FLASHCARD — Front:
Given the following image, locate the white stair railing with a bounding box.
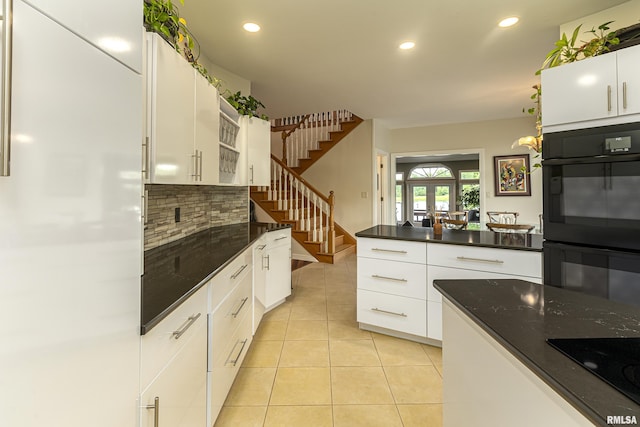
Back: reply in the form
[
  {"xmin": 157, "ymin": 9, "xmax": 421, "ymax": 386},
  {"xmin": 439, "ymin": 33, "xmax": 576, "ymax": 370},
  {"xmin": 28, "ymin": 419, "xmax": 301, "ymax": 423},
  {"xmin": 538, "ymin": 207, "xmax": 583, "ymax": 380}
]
[{"xmin": 266, "ymin": 156, "xmax": 336, "ymax": 254}]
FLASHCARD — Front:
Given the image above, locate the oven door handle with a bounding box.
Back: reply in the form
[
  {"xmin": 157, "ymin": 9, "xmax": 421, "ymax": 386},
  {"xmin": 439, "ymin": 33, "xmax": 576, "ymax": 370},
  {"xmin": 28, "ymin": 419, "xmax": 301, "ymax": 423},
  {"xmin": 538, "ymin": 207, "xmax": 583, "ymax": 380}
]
[{"xmin": 542, "ymin": 153, "xmax": 640, "ymax": 166}]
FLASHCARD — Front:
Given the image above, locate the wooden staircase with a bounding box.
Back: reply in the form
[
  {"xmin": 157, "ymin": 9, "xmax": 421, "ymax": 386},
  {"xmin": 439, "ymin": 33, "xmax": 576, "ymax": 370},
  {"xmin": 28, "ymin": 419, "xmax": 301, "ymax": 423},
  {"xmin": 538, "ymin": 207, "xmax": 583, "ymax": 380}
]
[{"xmin": 251, "ymin": 110, "xmax": 362, "ymax": 263}]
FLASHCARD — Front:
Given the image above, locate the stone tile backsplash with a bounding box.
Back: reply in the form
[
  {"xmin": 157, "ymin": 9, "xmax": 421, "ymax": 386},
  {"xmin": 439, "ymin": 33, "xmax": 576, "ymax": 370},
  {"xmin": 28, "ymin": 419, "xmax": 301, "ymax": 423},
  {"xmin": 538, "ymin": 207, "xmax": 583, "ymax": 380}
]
[{"xmin": 144, "ymin": 184, "xmax": 248, "ymax": 250}]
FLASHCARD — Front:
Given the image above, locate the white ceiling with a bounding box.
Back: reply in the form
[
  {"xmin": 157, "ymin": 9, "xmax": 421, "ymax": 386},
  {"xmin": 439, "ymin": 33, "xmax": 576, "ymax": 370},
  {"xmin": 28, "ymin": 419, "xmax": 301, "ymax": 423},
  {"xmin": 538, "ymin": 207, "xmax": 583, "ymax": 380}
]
[{"xmin": 179, "ymin": 0, "xmax": 630, "ymax": 129}]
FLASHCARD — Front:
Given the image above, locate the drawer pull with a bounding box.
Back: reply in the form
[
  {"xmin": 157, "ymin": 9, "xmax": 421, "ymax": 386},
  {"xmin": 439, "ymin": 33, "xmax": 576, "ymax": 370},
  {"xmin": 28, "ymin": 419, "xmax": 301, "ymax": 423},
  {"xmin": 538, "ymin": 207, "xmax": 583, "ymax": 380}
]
[
  {"xmin": 456, "ymin": 256, "xmax": 504, "ymax": 264},
  {"xmin": 274, "ymin": 235, "xmax": 288, "ymax": 241},
  {"xmin": 256, "ymin": 244, "xmax": 266, "ymax": 250},
  {"xmin": 172, "ymin": 312, "xmax": 201, "ymax": 340},
  {"xmin": 145, "ymin": 396, "xmax": 159, "ymax": 427},
  {"xmin": 371, "ymin": 274, "xmax": 407, "ymax": 283},
  {"xmin": 231, "ymin": 297, "xmax": 249, "ymax": 318},
  {"xmin": 371, "ymin": 307, "xmax": 407, "ymax": 317},
  {"xmin": 231, "ymin": 264, "xmax": 248, "ymax": 280},
  {"xmin": 372, "ymin": 248, "xmax": 407, "ymax": 254},
  {"xmin": 226, "ymin": 338, "xmax": 249, "ymax": 366}
]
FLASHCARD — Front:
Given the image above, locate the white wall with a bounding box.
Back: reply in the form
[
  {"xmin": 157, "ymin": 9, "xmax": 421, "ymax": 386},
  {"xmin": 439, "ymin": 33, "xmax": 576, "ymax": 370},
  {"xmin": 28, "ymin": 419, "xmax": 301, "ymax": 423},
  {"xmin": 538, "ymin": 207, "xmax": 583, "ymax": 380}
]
[
  {"xmin": 197, "ymin": 53, "xmax": 251, "ymax": 97},
  {"xmin": 388, "ymin": 116, "xmax": 542, "ymax": 227},
  {"xmin": 302, "ymin": 120, "xmax": 374, "ymax": 236},
  {"xmin": 560, "ymin": 0, "xmax": 640, "ymax": 37}
]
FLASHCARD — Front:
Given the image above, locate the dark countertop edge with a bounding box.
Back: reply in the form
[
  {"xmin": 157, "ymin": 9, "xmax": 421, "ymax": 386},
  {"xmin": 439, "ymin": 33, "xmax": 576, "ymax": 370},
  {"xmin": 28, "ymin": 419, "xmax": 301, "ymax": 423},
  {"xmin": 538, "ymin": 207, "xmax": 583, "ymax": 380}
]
[
  {"xmin": 355, "ymin": 226, "xmax": 543, "ymax": 252},
  {"xmin": 140, "ymin": 223, "xmax": 291, "ymax": 335},
  {"xmin": 435, "ymin": 283, "xmax": 604, "ymax": 426}
]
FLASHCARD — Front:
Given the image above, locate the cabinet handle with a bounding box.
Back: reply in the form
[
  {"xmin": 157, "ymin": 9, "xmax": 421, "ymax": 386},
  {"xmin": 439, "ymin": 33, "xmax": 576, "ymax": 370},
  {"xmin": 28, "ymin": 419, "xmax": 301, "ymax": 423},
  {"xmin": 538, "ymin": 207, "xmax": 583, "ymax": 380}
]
[
  {"xmin": 275, "ymin": 235, "xmax": 288, "ymax": 241},
  {"xmin": 371, "ymin": 248, "xmax": 407, "ymax": 254},
  {"xmin": 250, "ymin": 165, "xmax": 254, "ymax": 184},
  {"xmin": 257, "ymin": 244, "xmax": 266, "ymax": 250},
  {"xmin": 265, "ymin": 255, "xmax": 270, "ymax": 271},
  {"xmin": 371, "ymin": 307, "xmax": 407, "ymax": 317},
  {"xmin": 607, "ymin": 85, "xmax": 612, "ymax": 112},
  {"xmin": 191, "ymin": 151, "xmax": 198, "ymax": 179},
  {"xmin": 145, "ymin": 396, "xmax": 159, "ymax": 427},
  {"xmin": 172, "ymin": 312, "xmax": 201, "ymax": 340},
  {"xmin": 226, "ymin": 339, "xmax": 249, "ymax": 366},
  {"xmin": 231, "ymin": 297, "xmax": 249, "ymax": 318},
  {"xmin": 456, "ymin": 256, "xmax": 504, "ymax": 264},
  {"xmin": 623, "ymin": 81, "xmax": 628, "ymax": 110},
  {"xmin": 231, "ymin": 264, "xmax": 248, "ymax": 280},
  {"xmin": 142, "ymin": 137, "xmax": 150, "ymax": 180},
  {"xmin": 0, "ymin": 0, "xmax": 13, "ymax": 177},
  {"xmin": 371, "ymin": 274, "xmax": 407, "ymax": 283}
]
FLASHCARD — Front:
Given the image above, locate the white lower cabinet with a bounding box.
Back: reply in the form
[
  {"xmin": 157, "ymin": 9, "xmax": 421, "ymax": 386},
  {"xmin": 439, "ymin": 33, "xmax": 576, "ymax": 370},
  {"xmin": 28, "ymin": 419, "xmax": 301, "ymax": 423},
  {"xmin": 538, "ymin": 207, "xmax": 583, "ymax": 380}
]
[
  {"xmin": 139, "ymin": 286, "xmax": 208, "ymax": 427},
  {"xmin": 264, "ymin": 229, "xmax": 292, "ymax": 311},
  {"xmin": 357, "ymin": 289, "xmax": 427, "ymax": 337},
  {"xmin": 253, "ymin": 237, "xmax": 268, "ymax": 334}
]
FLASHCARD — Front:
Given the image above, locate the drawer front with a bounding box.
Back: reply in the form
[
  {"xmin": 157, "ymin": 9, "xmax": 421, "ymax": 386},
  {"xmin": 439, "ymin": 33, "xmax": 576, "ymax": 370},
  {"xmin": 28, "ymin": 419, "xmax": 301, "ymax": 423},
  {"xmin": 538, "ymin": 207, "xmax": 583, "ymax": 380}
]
[
  {"xmin": 266, "ymin": 228, "xmax": 291, "ymax": 249},
  {"xmin": 209, "ymin": 271, "xmax": 253, "ymax": 367},
  {"xmin": 207, "ymin": 312, "xmax": 252, "ymax": 426},
  {"xmin": 209, "ymin": 247, "xmax": 252, "ymax": 312},
  {"xmin": 357, "ymin": 289, "xmax": 427, "ymax": 337},
  {"xmin": 358, "ymin": 237, "xmax": 426, "ymax": 264},
  {"xmin": 357, "ymin": 257, "xmax": 427, "ymax": 299},
  {"xmin": 427, "ymin": 243, "xmax": 542, "ymax": 278},
  {"xmin": 427, "ymin": 265, "xmax": 542, "ymax": 302},
  {"xmin": 140, "ymin": 285, "xmax": 207, "ymax": 388}
]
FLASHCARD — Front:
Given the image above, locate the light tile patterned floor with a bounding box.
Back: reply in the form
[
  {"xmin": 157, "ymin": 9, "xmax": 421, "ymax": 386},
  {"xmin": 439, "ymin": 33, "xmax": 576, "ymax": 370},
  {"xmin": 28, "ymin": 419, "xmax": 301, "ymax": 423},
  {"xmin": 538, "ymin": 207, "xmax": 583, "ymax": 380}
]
[{"xmin": 214, "ymin": 253, "xmax": 443, "ymax": 427}]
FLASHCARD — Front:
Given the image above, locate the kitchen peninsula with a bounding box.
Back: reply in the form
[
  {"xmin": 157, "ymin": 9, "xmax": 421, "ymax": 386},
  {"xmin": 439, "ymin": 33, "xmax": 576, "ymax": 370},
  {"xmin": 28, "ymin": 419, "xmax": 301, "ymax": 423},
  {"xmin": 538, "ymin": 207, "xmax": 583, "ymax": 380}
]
[
  {"xmin": 435, "ymin": 279, "xmax": 640, "ymax": 426},
  {"xmin": 355, "ymin": 225, "xmax": 543, "ymax": 343}
]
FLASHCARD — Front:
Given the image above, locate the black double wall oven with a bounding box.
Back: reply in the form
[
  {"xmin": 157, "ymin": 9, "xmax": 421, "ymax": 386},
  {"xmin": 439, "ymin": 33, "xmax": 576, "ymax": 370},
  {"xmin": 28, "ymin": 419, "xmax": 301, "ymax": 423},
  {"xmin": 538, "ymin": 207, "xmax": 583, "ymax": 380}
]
[{"xmin": 543, "ymin": 122, "xmax": 640, "ymax": 307}]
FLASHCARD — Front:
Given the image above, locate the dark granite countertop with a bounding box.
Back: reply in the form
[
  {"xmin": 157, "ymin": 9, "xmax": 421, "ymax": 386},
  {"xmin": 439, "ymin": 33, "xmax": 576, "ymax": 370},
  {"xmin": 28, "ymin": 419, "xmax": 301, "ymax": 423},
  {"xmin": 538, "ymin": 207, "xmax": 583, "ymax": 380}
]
[
  {"xmin": 141, "ymin": 222, "xmax": 290, "ymax": 334},
  {"xmin": 434, "ymin": 279, "xmax": 640, "ymax": 426},
  {"xmin": 355, "ymin": 225, "xmax": 543, "ymax": 252}
]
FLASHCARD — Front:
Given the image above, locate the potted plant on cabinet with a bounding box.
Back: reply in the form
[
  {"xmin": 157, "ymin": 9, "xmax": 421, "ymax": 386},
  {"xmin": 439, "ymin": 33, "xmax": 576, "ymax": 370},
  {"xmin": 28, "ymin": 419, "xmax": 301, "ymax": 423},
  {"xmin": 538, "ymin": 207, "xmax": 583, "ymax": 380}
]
[{"xmin": 226, "ymin": 91, "xmax": 269, "ymax": 120}]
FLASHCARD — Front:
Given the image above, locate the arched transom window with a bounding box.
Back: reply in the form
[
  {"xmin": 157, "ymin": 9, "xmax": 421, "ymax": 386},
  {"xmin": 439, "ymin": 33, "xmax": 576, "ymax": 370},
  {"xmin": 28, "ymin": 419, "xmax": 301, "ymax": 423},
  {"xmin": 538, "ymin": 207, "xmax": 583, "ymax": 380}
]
[{"xmin": 409, "ymin": 164, "xmax": 453, "ymax": 179}]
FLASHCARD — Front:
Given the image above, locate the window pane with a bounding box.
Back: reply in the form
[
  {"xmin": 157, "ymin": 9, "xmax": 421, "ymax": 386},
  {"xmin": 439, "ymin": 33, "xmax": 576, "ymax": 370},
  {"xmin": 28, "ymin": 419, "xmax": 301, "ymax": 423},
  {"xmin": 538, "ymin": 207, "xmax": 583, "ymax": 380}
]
[
  {"xmin": 395, "ymin": 172, "xmax": 403, "ymax": 181},
  {"xmin": 435, "ymin": 185, "xmax": 450, "ymax": 211},
  {"xmin": 409, "ymin": 166, "xmax": 453, "ymax": 179},
  {"xmin": 460, "ymin": 170, "xmax": 480, "ymax": 180},
  {"xmin": 396, "ymin": 184, "xmax": 403, "ymax": 221}
]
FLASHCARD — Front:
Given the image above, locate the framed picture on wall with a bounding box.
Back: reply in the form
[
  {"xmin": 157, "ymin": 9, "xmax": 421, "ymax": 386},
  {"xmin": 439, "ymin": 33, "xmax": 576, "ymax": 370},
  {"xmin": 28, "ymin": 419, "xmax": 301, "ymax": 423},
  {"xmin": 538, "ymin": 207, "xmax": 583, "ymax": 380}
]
[{"xmin": 493, "ymin": 155, "xmax": 531, "ymax": 196}]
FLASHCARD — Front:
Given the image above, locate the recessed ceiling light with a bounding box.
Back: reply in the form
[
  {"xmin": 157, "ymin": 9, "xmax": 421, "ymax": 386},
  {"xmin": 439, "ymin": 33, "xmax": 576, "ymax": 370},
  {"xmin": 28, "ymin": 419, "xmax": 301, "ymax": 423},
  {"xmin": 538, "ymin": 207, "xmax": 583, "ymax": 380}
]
[
  {"xmin": 498, "ymin": 17, "xmax": 519, "ymax": 28},
  {"xmin": 243, "ymin": 22, "xmax": 261, "ymax": 33},
  {"xmin": 399, "ymin": 41, "xmax": 415, "ymax": 50}
]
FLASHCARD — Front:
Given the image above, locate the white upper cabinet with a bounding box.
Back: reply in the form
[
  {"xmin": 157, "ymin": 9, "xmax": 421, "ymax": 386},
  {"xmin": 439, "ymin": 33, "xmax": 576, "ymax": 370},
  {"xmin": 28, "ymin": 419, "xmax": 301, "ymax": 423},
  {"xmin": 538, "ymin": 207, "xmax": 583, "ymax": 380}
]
[
  {"xmin": 146, "ymin": 33, "xmax": 195, "ymax": 184},
  {"xmin": 541, "ymin": 52, "xmax": 617, "ymax": 128},
  {"xmin": 24, "ymin": 0, "xmax": 142, "ymax": 72},
  {"xmin": 542, "ymin": 45, "xmax": 640, "ymax": 131},
  {"xmin": 243, "ymin": 116, "xmax": 272, "ymax": 186},
  {"xmin": 194, "ymin": 73, "xmax": 220, "ymax": 184},
  {"xmin": 616, "ymin": 45, "xmax": 640, "ymax": 117}
]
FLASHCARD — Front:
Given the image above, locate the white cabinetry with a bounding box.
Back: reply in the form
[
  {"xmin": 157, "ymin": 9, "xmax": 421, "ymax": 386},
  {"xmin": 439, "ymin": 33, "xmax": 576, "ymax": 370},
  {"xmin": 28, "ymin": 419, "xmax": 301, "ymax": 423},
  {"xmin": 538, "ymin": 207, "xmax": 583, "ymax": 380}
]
[
  {"xmin": 426, "ymin": 244, "xmax": 542, "ymax": 341},
  {"xmin": 207, "ymin": 248, "xmax": 253, "ymax": 426},
  {"xmin": 218, "ymin": 99, "xmax": 243, "ymax": 185},
  {"xmin": 140, "ymin": 286, "xmax": 208, "ymax": 427},
  {"xmin": 241, "ymin": 116, "xmax": 272, "ymax": 185},
  {"xmin": 357, "ymin": 237, "xmax": 428, "ymax": 339},
  {"xmin": 24, "ymin": 0, "xmax": 142, "ymax": 72},
  {"xmin": 253, "ymin": 237, "xmax": 268, "ymax": 333},
  {"xmin": 542, "ymin": 44, "xmax": 640, "ymax": 130},
  {"xmin": 145, "ymin": 32, "xmax": 222, "ymax": 185},
  {"xmin": 264, "ymin": 228, "xmax": 292, "ymax": 311}
]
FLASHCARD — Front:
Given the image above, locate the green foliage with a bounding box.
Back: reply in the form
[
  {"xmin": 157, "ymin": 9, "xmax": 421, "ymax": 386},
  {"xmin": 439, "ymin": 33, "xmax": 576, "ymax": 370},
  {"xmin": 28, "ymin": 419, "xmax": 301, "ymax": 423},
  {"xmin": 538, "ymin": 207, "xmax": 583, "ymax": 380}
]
[
  {"xmin": 226, "ymin": 91, "xmax": 269, "ymax": 120},
  {"xmin": 461, "ymin": 185, "xmax": 480, "ymax": 210},
  {"xmin": 536, "ymin": 21, "xmax": 620, "ymax": 75}
]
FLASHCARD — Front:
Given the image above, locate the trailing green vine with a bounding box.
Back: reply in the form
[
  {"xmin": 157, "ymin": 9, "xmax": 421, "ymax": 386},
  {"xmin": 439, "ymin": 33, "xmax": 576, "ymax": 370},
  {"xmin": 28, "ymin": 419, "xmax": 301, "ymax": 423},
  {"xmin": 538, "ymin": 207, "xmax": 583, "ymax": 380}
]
[{"xmin": 225, "ymin": 91, "xmax": 269, "ymax": 120}]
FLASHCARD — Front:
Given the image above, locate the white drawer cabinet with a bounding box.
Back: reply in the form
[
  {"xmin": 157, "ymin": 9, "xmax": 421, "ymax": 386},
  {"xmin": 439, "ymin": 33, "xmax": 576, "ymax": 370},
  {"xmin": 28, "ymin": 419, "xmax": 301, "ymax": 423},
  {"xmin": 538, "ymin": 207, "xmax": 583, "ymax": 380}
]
[
  {"xmin": 357, "ymin": 237, "xmax": 427, "ymax": 340},
  {"xmin": 358, "ymin": 237, "xmax": 427, "ymax": 264},
  {"xmin": 140, "ymin": 286, "xmax": 208, "ymax": 388},
  {"xmin": 264, "ymin": 229, "xmax": 292, "ymax": 311},
  {"xmin": 209, "ymin": 248, "xmax": 253, "ymax": 312},
  {"xmin": 357, "ymin": 257, "xmax": 427, "ymax": 300},
  {"xmin": 253, "ymin": 237, "xmax": 268, "ymax": 333},
  {"xmin": 426, "ymin": 243, "xmax": 542, "ymax": 341},
  {"xmin": 357, "ymin": 289, "xmax": 427, "ymax": 337}
]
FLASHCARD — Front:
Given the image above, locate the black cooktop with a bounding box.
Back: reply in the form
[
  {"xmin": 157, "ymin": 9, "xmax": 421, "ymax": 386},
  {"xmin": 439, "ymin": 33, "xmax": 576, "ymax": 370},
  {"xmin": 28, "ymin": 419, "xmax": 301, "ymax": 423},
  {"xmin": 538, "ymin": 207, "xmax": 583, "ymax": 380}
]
[{"xmin": 547, "ymin": 338, "xmax": 640, "ymax": 405}]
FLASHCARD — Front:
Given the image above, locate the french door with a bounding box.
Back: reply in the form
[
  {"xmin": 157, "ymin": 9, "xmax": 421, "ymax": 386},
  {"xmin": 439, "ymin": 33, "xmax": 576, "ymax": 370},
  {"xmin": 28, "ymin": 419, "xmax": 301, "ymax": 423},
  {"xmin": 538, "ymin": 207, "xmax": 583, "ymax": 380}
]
[{"xmin": 409, "ymin": 182, "xmax": 454, "ymax": 224}]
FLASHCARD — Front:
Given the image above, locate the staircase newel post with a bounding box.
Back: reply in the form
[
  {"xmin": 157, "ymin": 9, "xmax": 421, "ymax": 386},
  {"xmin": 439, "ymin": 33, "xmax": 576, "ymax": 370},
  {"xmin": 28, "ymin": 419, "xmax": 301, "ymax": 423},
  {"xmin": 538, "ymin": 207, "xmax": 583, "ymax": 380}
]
[
  {"xmin": 328, "ymin": 191, "xmax": 336, "ymax": 254},
  {"xmin": 281, "ymin": 131, "xmax": 288, "ymax": 166}
]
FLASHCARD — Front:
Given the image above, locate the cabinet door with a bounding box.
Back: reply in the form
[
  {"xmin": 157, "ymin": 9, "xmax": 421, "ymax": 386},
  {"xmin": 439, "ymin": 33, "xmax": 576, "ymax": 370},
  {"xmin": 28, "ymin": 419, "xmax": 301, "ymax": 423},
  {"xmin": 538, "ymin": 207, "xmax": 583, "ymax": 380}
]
[
  {"xmin": 24, "ymin": 0, "xmax": 142, "ymax": 72},
  {"xmin": 616, "ymin": 44, "xmax": 640, "ymax": 117},
  {"xmin": 140, "ymin": 319, "xmax": 207, "ymax": 427},
  {"xmin": 253, "ymin": 240, "xmax": 268, "ymax": 334},
  {"xmin": 246, "ymin": 117, "xmax": 272, "ymax": 185},
  {"xmin": 541, "ymin": 53, "xmax": 617, "ymax": 127},
  {"xmin": 149, "ymin": 34, "xmax": 195, "ymax": 184},
  {"xmin": 265, "ymin": 244, "xmax": 292, "ymax": 310},
  {"xmin": 194, "ymin": 72, "xmax": 220, "ymax": 184}
]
